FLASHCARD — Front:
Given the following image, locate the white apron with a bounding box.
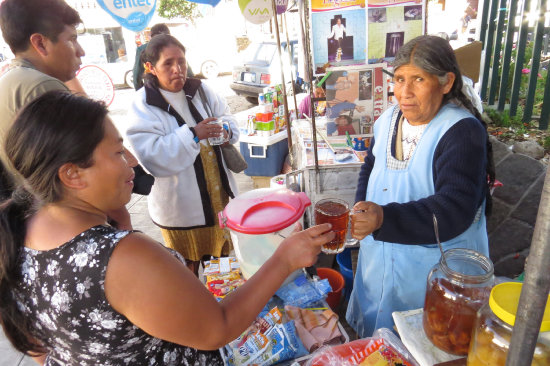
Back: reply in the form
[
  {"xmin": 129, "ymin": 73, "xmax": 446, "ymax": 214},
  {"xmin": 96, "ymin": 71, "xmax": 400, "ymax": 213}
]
[{"xmin": 345, "ymin": 104, "xmax": 489, "ymax": 338}]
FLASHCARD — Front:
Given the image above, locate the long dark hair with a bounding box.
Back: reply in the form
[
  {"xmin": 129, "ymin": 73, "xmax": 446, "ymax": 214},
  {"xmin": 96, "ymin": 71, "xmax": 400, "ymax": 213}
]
[
  {"xmin": 0, "ymin": 91, "xmax": 107, "ymax": 355},
  {"xmin": 393, "ymin": 35, "xmax": 495, "ymax": 215},
  {"xmin": 143, "ymin": 34, "xmax": 186, "ymax": 87}
]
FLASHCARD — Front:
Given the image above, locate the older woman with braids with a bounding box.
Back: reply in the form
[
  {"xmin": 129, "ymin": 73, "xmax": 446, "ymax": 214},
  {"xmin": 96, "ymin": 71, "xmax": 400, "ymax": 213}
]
[{"xmin": 346, "ymin": 35, "xmax": 495, "ymax": 338}]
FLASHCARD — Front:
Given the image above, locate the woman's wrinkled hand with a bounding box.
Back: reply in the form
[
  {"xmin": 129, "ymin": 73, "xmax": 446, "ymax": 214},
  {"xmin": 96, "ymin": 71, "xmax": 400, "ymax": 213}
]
[
  {"xmin": 350, "ymin": 201, "xmax": 383, "ymax": 240},
  {"xmin": 276, "ymin": 223, "xmax": 335, "ymax": 273},
  {"xmin": 193, "ymin": 117, "xmax": 221, "ymax": 141}
]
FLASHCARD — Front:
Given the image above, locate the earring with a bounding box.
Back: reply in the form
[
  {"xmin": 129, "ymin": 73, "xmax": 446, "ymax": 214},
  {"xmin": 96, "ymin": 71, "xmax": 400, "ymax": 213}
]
[{"xmin": 67, "ymin": 168, "xmax": 72, "ymax": 176}]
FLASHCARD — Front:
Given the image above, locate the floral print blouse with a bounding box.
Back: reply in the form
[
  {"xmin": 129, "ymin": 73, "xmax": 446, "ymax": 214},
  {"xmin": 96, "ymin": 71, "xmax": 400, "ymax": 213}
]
[{"xmin": 12, "ymin": 225, "xmax": 223, "ymax": 365}]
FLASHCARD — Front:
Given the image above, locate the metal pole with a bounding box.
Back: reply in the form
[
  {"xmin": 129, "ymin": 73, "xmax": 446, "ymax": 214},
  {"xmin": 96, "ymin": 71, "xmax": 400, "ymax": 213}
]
[
  {"xmin": 539, "ymin": 60, "xmax": 550, "ymax": 130},
  {"xmin": 497, "ymin": 0, "xmax": 519, "ymax": 111},
  {"xmin": 522, "ymin": 0, "xmax": 546, "ymax": 123},
  {"xmin": 509, "ymin": 0, "xmax": 530, "ymax": 117},
  {"xmin": 488, "ymin": 0, "xmax": 507, "ymax": 106},
  {"xmin": 283, "ymin": 13, "xmax": 299, "ymax": 116},
  {"xmin": 271, "ymin": 0, "xmax": 293, "ymax": 150},
  {"xmin": 506, "ymin": 163, "xmax": 550, "ymax": 365},
  {"xmin": 479, "ymin": 0, "xmax": 492, "ymax": 47},
  {"xmin": 480, "ymin": 0, "xmax": 500, "ymax": 101},
  {"xmin": 299, "ymin": 0, "xmax": 319, "ymax": 170}
]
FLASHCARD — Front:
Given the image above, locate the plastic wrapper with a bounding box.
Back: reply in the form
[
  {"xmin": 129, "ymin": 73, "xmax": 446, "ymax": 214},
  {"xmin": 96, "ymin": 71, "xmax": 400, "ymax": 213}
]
[
  {"xmin": 305, "ymin": 328, "xmax": 420, "ymax": 366},
  {"xmin": 276, "ymin": 274, "xmax": 331, "ymax": 308},
  {"xmin": 206, "ymin": 271, "xmax": 245, "ymax": 299},
  {"xmin": 223, "ymin": 307, "xmax": 308, "ymax": 366},
  {"xmin": 203, "ymin": 257, "xmax": 240, "ymax": 276}
]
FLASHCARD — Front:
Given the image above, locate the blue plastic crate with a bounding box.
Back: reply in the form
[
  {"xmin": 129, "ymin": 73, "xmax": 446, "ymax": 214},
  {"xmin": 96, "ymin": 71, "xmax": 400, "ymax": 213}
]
[{"xmin": 239, "ymin": 131, "xmax": 289, "ymax": 177}]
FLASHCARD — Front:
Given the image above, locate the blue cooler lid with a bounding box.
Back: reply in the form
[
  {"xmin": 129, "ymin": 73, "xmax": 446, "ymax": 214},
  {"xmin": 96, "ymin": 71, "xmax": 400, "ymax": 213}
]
[{"xmin": 218, "ymin": 188, "xmax": 311, "ymax": 234}]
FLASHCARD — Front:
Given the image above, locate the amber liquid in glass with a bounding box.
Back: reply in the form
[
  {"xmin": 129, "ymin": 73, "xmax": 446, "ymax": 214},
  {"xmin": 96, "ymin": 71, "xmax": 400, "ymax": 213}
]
[{"xmin": 314, "ymin": 201, "xmax": 349, "ymax": 252}]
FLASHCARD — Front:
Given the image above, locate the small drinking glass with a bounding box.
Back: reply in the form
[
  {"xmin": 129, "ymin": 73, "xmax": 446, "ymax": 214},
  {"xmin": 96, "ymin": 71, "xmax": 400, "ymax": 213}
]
[
  {"xmin": 208, "ymin": 117, "xmax": 230, "ymax": 146},
  {"xmin": 314, "ymin": 198, "xmax": 357, "ymax": 254}
]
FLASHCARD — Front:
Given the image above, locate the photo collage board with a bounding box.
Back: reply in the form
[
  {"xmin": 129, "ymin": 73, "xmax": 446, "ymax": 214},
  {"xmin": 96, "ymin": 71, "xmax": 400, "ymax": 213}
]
[
  {"xmin": 310, "ymin": 0, "xmax": 425, "ymax": 69},
  {"xmin": 325, "ymin": 63, "xmax": 388, "ymax": 137}
]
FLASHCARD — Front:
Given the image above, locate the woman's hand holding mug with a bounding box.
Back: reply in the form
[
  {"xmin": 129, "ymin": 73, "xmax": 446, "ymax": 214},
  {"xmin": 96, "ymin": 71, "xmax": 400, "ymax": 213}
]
[
  {"xmin": 194, "ymin": 117, "xmax": 221, "ymax": 141},
  {"xmin": 350, "ymin": 201, "xmax": 384, "ymax": 240}
]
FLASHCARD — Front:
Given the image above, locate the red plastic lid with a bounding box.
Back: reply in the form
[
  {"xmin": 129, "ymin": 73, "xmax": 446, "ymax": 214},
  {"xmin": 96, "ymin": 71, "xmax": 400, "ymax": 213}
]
[{"xmin": 219, "ymin": 188, "xmax": 311, "ymax": 234}]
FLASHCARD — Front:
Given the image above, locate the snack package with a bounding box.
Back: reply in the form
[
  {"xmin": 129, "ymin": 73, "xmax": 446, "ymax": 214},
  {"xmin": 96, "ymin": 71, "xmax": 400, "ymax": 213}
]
[
  {"xmin": 203, "ymin": 257, "xmax": 240, "ymax": 276},
  {"xmin": 305, "ymin": 328, "xmax": 420, "ymax": 366},
  {"xmin": 224, "ymin": 307, "xmax": 308, "ymax": 366},
  {"xmin": 205, "ymin": 271, "xmax": 245, "ymax": 299},
  {"xmin": 275, "ymin": 274, "xmax": 332, "ymax": 308}
]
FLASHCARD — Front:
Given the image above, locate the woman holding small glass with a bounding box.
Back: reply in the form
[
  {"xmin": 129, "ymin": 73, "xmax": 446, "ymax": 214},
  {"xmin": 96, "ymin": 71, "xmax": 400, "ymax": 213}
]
[
  {"xmin": 126, "ymin": 35, "xmax": 238, "ymax": 276},
  {"xmin": 345, "ymin": 35, "xmax": 495, "ymax": 338}
]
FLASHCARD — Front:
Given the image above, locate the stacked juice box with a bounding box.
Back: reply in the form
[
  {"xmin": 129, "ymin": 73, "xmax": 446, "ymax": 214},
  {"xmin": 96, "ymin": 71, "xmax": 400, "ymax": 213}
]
[{"xmin": 251, "ymin": 85, "xmax": 289, "ymax": 137}]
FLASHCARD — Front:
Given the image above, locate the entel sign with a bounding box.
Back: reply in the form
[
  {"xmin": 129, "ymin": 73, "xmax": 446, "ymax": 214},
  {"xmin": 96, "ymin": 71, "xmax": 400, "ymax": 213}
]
[
  {"xmin": 113, "ymin": 0, "xmax": 153, "ymax": 8},
  {"xmin": 96, "ymin": 0, "xmax": 156, "ymax": 31}
]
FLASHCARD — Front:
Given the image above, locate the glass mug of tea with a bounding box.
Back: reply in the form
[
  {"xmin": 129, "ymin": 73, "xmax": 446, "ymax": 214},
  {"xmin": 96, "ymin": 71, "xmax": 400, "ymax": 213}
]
[
  {"xmin": 208, "ymin": 117, "xmax": 230, "ymax": 146},
  {"xmin": 314, "ymin": 198, "xmax": 357, "ymax": 254}
]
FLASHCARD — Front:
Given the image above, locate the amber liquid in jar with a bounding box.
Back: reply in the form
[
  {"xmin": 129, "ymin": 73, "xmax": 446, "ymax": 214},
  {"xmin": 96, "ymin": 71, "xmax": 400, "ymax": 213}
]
[
  {"xmin": 423, "ymin": 277, "xmax": 490, "ymax": 355},
  {"xmin": 422, "ymin": 249, "xmax": 494, "ymax": 356}
]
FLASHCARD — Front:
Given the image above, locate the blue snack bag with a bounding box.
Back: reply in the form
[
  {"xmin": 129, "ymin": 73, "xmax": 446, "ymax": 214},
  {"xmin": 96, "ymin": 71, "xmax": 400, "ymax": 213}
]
[{"xmin": 276, "ymin": 274, "xmax": 331, "ymax": 308}]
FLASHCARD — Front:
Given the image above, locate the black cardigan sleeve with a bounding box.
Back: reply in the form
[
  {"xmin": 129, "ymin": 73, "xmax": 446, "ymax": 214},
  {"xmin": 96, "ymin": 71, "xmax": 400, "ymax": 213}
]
[
  {"xmin": 354, "ymin": 135, "xmax": 376, "ymax": 203},
  {"xmin": 355, "ymin": 117, "xmax": 488, "ymax": 245}
]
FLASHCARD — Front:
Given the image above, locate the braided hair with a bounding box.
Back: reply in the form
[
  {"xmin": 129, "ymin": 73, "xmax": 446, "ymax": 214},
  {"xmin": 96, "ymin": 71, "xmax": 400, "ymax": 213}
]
[{"xmin": 392, "ymin": 35, "xmax": 495, "ymax": 215}]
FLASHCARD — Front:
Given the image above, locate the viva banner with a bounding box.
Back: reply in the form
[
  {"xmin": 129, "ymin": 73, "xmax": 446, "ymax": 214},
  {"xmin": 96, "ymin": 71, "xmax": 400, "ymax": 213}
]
[
  {"xmin": 96, "ymin": 0, "xmax": 156, "ymax": 32},
  {"xmin": 238, "ymin": 0, "xmax": 272, "ymax": 24}
]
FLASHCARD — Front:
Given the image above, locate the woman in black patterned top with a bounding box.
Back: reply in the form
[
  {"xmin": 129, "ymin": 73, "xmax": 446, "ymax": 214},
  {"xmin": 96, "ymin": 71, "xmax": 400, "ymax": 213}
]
[{"xmin": 0, "ymin": 91, "xmax": 333, "ymax": 365}]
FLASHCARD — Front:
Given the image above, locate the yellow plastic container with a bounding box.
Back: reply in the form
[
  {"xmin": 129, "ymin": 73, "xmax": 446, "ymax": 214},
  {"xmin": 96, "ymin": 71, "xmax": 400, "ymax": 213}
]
[{"xmin": 467, "ymin": 282, "xmax": 550, "ymax": 366}]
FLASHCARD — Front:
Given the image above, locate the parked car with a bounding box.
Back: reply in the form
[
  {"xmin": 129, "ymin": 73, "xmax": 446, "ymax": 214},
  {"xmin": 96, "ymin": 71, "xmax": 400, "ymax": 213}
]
[
  {"xmin": 186, "ymin": 50, "xmax": 235, "ymax": 79},
  {"xmin": 230, "ymin": 39, "xmax": 299, "ymax": 104}
]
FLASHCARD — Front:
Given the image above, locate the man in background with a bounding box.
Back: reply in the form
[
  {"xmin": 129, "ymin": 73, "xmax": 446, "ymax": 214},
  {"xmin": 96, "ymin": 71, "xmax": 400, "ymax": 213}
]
[
  {"xmin": 0, "ymin": 0, "xmax": 83, "ymax": 197},
  {"xmin": 133, "ymin": 24, "xmax": 168, "ymax": 90},
  {"xmin": 0, "ymin": 0, "xmax": 132, "ymax": 228},
  {"xmin": 0, "ymin": 0, "xmax": 83, "ymax": 131}
]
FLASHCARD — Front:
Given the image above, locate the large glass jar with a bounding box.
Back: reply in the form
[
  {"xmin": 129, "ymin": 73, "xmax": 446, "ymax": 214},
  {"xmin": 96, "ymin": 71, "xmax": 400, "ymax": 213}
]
[
  {"xmin": 467, "ymin": 282, "xmax": 550, "ymax": 366},
  {"xmin": 423, "ymin": 248, "xmax": 494, "ymax": 355}
]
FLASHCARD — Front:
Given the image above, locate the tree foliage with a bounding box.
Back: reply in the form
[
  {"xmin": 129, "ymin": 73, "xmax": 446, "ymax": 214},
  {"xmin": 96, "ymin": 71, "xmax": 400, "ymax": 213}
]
[{"xmin": 158, "ymin": 0, "xmax": 202, "ymax": 21}]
